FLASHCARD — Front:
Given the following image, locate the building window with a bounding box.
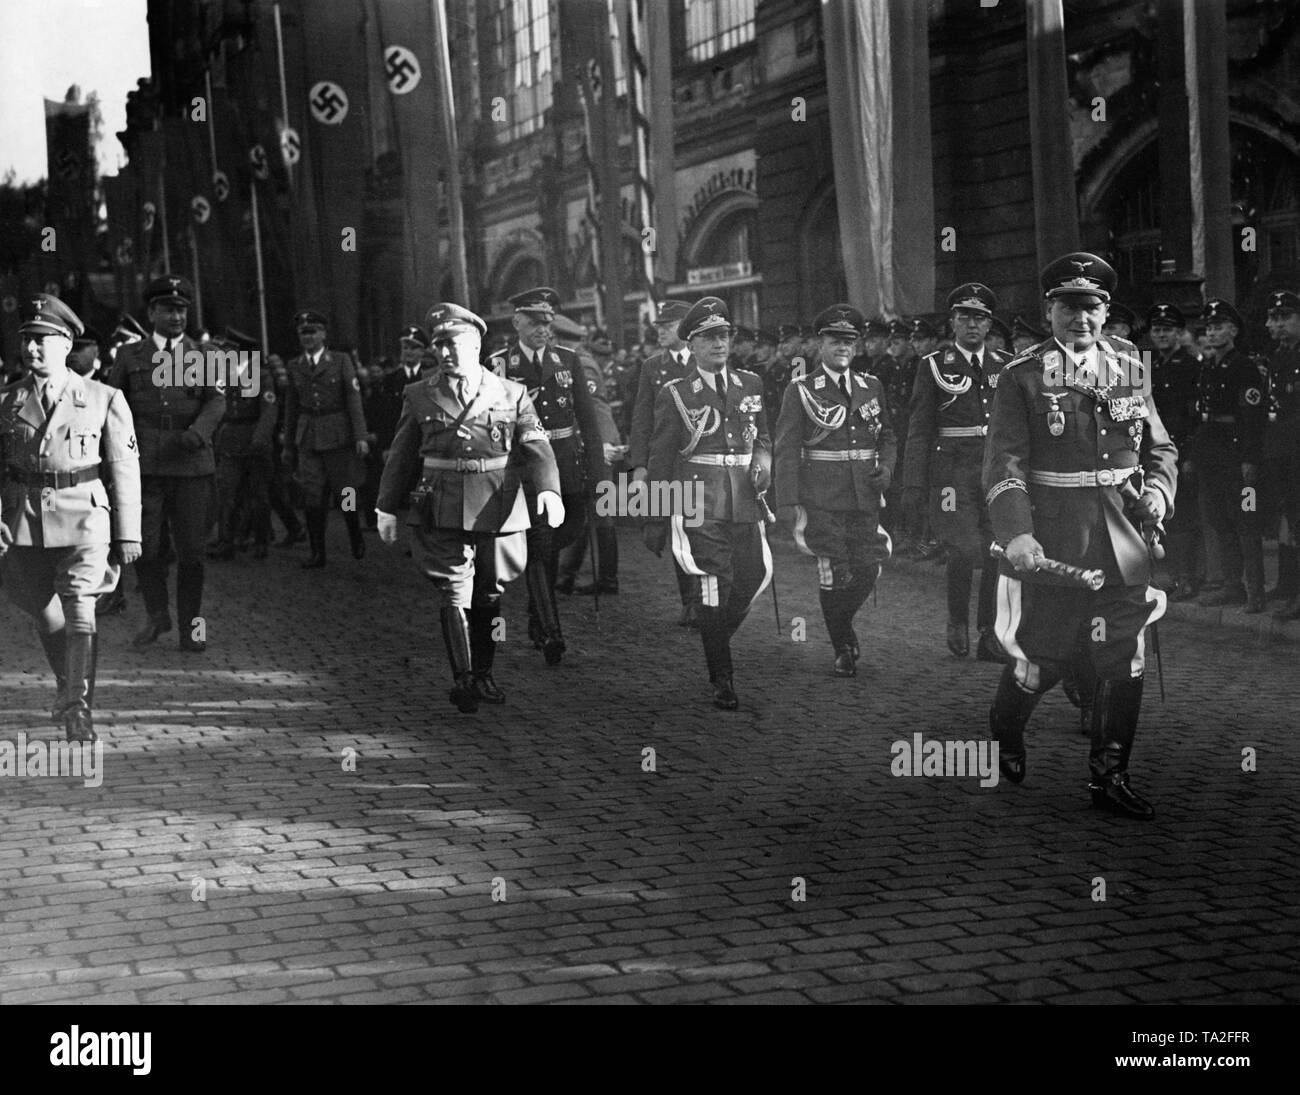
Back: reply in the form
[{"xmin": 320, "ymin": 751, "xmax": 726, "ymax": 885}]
[
  {"xmin": 480, "ymin": 0, "xmax": 553, "ymax": 144},
  {"xmin": 684, "ymin": 0, "xmax": 756, "ymax": 63}
]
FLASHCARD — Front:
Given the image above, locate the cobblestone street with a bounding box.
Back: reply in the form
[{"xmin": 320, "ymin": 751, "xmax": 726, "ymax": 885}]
[{"xmin": 1, "ymin": 524, "xmax": 1296, "ymax": 1005}]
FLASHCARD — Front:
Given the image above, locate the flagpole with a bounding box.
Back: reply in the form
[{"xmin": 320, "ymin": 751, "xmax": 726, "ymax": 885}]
[
  {"xmin": 430, "ymin": 0, "xmax": 469, "ymax": 305},
  {"xmin": 250, "ymin": 182, "xmax": 269, "ymax": 351},
  {"xmin": 158, "ymin": 169, "xmax": 171, "ymax": 272},
  {"xmin": 273, "ymin": 3, "xmax": 294, "ymax": 187},
  {"xmin": 204, "ymin": 71, "xmax": 219, "ymax": 170},
  {"xmin": 189, "ymin": 223, "xmax": 204, "ymax": 330}
]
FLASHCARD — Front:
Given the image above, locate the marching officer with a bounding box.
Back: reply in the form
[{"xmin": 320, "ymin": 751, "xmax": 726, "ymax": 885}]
[
  {"xmin": 984, "ymin": 252, "xmax": 1177, "ymax": 819},
  {"xmin": 774, "ymin": 304, "xmax": 895, "ymax": 677},
  {"xmin": 0, "ymin": 294, "xmax": 142, "ymax": 741},
  {"xmin": 904, "ymin": 283, "xmax": 1013, "ymax": 660},
  {"xmin": 1147, "ymin": 303, "xmax": 1202, "ymax": 600},
  {"xmin": 647, "ymin": 296, "xmax": 773, "ymax": 709},
  {"xmin": 1263, "ymin": 291, "xmax": 1300, "ymax": 616},
  {"xmin": 627, "ymin": 299, "xmax": 697, "ymax": 624},
  {"xmin": 551, "ymin": 313, "xmax": 623, "ymax": 595},
  {"xmin": 282, "ymin": 309, "xmax": 371, "ymax": 568},
  {"xmin": 105, "ymin": 274, "xmax": 224, "ymax": 652},
  {"xmin": 488, "ymin": 287, "xmax": 604, "ymax": 664},
  {"xmin": 209, "ymin": 330, "xmax": 277, "ymax": 560},
  {"xmin": 1190, "ymin": 299, "xmax": 1267, "ymax": 613},
  {"xmin": 373, "ymin": 326, "xmax": 430, "ymax": 461},
  {"xmin": 265, "ymin": 353, "xmax": 305, "ymax": 547},
  {"xmin": 377, "ymin": 303, "xmax": 562, "ymax": 712}
]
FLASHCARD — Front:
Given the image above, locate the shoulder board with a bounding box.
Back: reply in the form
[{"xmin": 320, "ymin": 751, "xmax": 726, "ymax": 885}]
[
  {"xmin": 732, "ymin": 367, "xmax": 760, "ymax": 382},
  {"xmin": 662, "ymin": 376, "xmax": 686, "ymax": 389},
  {"xmin": 989, "ymin": 348, "xmax": 1014, "ymax": 365},
  {"xmin": 1006, "ymin": 342, "xmax": 1047, "ymax": 370}
]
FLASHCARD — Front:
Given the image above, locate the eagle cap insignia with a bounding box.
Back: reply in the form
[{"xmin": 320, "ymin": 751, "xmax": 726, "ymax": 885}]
[{"xmin": 1070, "ymin": 259, "xmax": 1092, "ymax": 273}]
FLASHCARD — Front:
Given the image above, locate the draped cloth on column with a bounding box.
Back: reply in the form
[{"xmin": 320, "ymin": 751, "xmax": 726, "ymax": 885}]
[{"xmin": 823, "ymin": 0, "xmax": 934, "ymax": 318}]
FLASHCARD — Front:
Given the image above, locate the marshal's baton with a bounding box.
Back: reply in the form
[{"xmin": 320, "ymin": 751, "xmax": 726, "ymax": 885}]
[{"xmin": 989, "ymin": 542, "xmax": 1105, "ymax": 591}]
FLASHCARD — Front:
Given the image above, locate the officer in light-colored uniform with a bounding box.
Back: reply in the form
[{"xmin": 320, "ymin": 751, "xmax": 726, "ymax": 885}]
[
  {"xmin": 0, "ymin": 294, "xmax": 142, "ymax": 741},
  {"xmin": 377, "ymin": 304, "xmax": 562, "ymax": 713}
]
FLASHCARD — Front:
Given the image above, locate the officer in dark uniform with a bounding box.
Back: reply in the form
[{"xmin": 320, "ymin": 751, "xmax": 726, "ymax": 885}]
[
  {"xmin": 265, "ymin": 353, "xmax": 305, "ymax": 547},
  {"xmin": 1191, "ymin": 299, "xmax": 1267, "ymax": 613},
  {"xmin": 373, "ymin": 326, "xmax": 429, "ymax": 461},
  {"xmin": 105, "ymin": 274, "xmax": 225, "ymax": 652},
  {"xmin": 984, "ymin": 252, "xmax": 1177, "ymax": 819},
  {"xmin": 282, "ymin": 309, "xmax": 371, "ymax": 568},
  {"xmin": 1, "ymin": 295, "xmax": 141, "ymax": 741},
  {"xmin": 729, "ymin": 326, "xmax": 757, "ymax": 372},
  {"xmin": 647, "ymin": 296, "xmax": 772, "ymax": 709},
  {"xmin": 377, "ymin": 304, "xmax": 562, "ymax": 712},
  {"xmin": 488, "ymin": 287, "xmax": 604, "ymax": 664},
  {"xmin": 878, "ymin": 319, "xmax": 916, "ymax": 550},
  {"xmin": 904, "ymin": 283, "xmax": 1012, "ymax": 660},
  {"xmin": 1262, "ymin": 291, "xmax": 1300, "ymax": 615},
  {"xmin": 208, "ymin": 329, "xmax": 277, "ymax": 560},
  {"xmin": 1103, "ymin": 303, "xmax": 1138, "ymax": 342},
  {"xmin": 774, "ymin": 304, "xmax": 895, "ymax": 676},
  {"xmin": 627, "ymin": 300, "xmax": 697, "ymax": 623},
  {"xmin": 1011, "ymin": 315, "xmax": 1046, "ymax": 355},
  {"xmin": 1147, "ymin": 303, "xmax": 1202, "ymax": 600},
  {"xmin": 551, "ymin": 313, "xmax": 622, "ymax": 595},
  {"xmin": 909, "ymin": 317, "xmax": 940, "ymax": 362}
]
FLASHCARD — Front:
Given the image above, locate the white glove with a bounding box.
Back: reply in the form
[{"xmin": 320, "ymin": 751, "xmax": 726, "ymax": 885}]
[
  {"xmin": 537, "ymin": 491, "xmax": 565, "ymax": 529},
  {"xmin": 376, "ymin": 509, "xmax": 398, "ymax": 545}
]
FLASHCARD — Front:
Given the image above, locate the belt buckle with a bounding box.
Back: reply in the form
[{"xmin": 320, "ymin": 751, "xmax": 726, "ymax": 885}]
[
  {"xmin": 1096, "ymin": 469, "xmax": 1115, "ymax": 486},
  {"xmin": 459, "ymin": 457, "xmax": 481, "ymax": 473}
]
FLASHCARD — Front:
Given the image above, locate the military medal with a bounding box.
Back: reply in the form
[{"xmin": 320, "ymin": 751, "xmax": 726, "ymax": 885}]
[
  {"xmin": 1047, "ymin": 394, "xmax": 1065, "ymax": 436},
  {"xmin": 743, "ymin": 422, "xmax": 758, "ymax": 444},
  {"xmin": 490, "ymin": 423, "xmax": 502, "ymax": 444}
]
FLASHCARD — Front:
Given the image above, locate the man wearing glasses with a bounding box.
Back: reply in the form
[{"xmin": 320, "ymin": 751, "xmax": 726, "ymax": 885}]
[
  {"xmin": 904, "ymin": 284, "xmax": 1013, "ymax": 661},
  {"xmin": 647, "ymin": 297, "xmax": 772, "ymax": 710}
]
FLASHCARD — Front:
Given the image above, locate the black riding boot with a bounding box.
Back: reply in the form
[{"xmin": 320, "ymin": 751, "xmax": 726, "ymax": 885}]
[
  {"xmin": 469, "ymin": 599, "xmax": 505, "ymax": 704},
  {"xmin": 39, "ymin": 627, "xmax": 68, "ymax": 721},
  {"xmin": 1088, "ymin": 677, "xmax": 1154, "ymax": 819},
  {"xmin": 989, "ymin": 663, "xmax": 1055, "ymax": 784},
  {"xmin": 63, "ymin": 632, "xmax": 97, "ymax": 743},
  {"xmin": 820, "ymin": 588, "xmax": 855, "ymax": 677},
  {"xmin": 524, "ymin": 555, "xmax": 565, "ymax": 665},
  {"xmin": 440, "ymin": 607, "xmax": 479, "ymax": 713},
  {"xmin": 698, "ymin": 605, "xmax": 737, "ymax": 709},
  {"xmin": 177, "ymin": 562, "xmax": 207, "ymax": 651},
  {"xmin": 343, "ymin": 507, "xmax": 365, "ymax": 560},
  {"xmin": 302, "ymin": 507, "xmax": 327, "ymax": 568}
]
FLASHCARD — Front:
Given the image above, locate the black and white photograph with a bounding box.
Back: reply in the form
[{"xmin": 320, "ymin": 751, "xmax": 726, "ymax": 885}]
[{"xmin": 0, "ymin": 0, "xmax": 1294, "ymax": 1062}]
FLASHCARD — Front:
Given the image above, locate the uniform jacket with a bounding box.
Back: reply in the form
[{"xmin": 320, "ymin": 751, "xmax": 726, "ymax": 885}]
[
  {"xmin": 0, "ymin": 371, "xmax": 142, "ymax": 546},
  {"xmin": 488, "ymin": 340, "xmax": 603, "ymax": 497},
  {"xmin": 572, "ymin": 350, "xmax": 621, "ymax": 480},
  {"xmin": 983, "ymin": 335, "xmax": 1178, "ymax": 587},
  {"xmin": 377, "ymin": 369, "xmax": 560, "ymax": 534},
  {"xmin": 218, "ymin": 363, "xmax": 278, "ymax": 457},
  {"xmin": 648, "ymin": 366, "xmax": 772, "ymax": 524},
  {"xmin": 1149, "ymin": 346, "xmax": 1200, "ymax": 454},
  {"xmin": 903, "ymin": 345, "xmax": 1010, "ymax": 491},
  {"xmin": 627, "ymin": 347, "xmax": 692, "ymax": 470},
  {"xmin": 371, "ymin": 366, "xmax": 421, "ymax": 453},
  {"xmin": 774, "ymin": 363, "xmax": 896, "ymax": 512},
  {"xmin": 283, "ymin": 348, "xmax": 369, "ymax": 453},
  {"xmin": 1264, "ymin": 342, "xmax": 1300, "ymax": 456},
  {"xmin": 1190, "ymin": 347, "xmax": 1267, "ymax": 466},
  {"xmin": 104, "ymin": 335, "xmax": 225, "ymax": 476}
]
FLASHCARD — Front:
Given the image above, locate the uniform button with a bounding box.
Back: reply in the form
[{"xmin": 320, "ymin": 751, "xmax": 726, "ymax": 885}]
[{"xmin": 1100, "ymin": 429, "xmax": 1107, "ymax": 435}]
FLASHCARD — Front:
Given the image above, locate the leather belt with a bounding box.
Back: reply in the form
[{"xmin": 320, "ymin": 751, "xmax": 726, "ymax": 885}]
[
  {"xmin": 7, "ymin": 464, "xmax": 101, "ymax": 488},
  {"xmin": 423, "ymin": 455, "xmax": 509, "ymax": 473},
  {"xmin": 1201, "ymin": 413, "xmax": 1235, "ymax": 424},
  {"xmin": 545, "ymin": 426, "xmax": 576, "ymax": 441},
  {"xmin": 686, "ymin": 453, "xmax": 752, "ymax": 467},
  {"xmin": 1028, "ymin": 466, "xmax": 1137, "ymax": 488},
  {"xmin": 802, "ymin": 448, "xmax": 878, "ymax": 462},
  {"xmin": 938, "ymin": 425, "xmax": 987, "ymax": 438}
]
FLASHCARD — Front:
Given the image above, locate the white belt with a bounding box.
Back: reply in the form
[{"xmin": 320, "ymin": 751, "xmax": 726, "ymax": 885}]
[
  {"xmin": 802, "ymin": 448, "xmax": 877, "ymax": 462},
  {"xmin": 938, "ymin": 425, "xmax": 987, "ymax": 438},
  {"xmin": 423, "ymin": 455, "xmax": 509, "ymax": 473},
  {"xmin": 1028, "ymin": 466, "xmax": 1137, "ymax": 488},
  {"xmin": 686, "ymin": 453, "xmax": 752, "ymax": 467},
  {"xmin": 546, "ymin": 426, "xmax": 576, "ymax": 441}
]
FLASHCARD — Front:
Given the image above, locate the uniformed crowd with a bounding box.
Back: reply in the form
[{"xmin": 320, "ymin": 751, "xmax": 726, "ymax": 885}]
[{"xmin": 4, "ymin": 247, "xmax": 1297, "ymax": 822}]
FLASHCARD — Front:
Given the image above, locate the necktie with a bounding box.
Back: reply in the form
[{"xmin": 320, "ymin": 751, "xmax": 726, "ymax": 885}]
[
  {"xmin": 971, "ymin": 353, "xmax": 981, "ymax": 373},
  {"xmin": 40, "ymin": 384, "xmax": 54, "ymax": 416},
  {"xmin": 839, "ymin": 374, "xmax": 850, "ymax": 401},
  {"xmin": 718, "ymin": 371, "xmax": 728, "ymax": 398}
]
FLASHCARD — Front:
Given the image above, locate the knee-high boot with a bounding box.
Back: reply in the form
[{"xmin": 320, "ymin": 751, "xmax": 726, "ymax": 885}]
[
  {"xmin": 343, "ymin": 507, "xmax": 365, "ymax": 560},
  {"xmin": 1088, "ymin": 677, "xmax": 1153, "ymax": 819},
  {"xmin": 989, "ymin": 663, "xmax": 1056, "ymax": 784},
  {"xmin": 524, "ymin": 552, "xmax": 565, "ymax": 665},
  {"xmin": 177, "ymin": 562, "xmax": 206, "ymax": 651},
  {"xmin": 697, "ymin": 605, "xmax": 737, "ymax": 709},
  {"xmin": 63, "ymin": 632, "xmax": 97, "ymax": 743},
  {"xmin": 39, "ymin": 628, "xmax": 68, "ymax": 721},
  {"xmin": 469, "ymin": 599, "xmax": 505, "ymax": 703},
  {"xmin": 819, "ymin": 589, "xmax": 855, "ymax": 677},
  {"xmin": 440, "ymin": 606, "xmax": 479, "ymax": 713},
  {"xmin": 302, "ymin": 507, "xmax": 327, "ymax": 568}
]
